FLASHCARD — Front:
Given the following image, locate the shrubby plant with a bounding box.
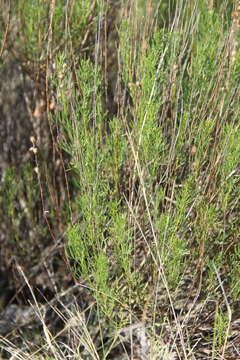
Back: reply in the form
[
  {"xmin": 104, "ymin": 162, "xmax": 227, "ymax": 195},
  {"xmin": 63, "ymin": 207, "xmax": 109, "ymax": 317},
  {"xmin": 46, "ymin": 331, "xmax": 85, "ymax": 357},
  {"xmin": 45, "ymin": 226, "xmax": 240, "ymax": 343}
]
[{"xmin": 1, "ymin": 0, "xmax": 240, "ymax": 359}]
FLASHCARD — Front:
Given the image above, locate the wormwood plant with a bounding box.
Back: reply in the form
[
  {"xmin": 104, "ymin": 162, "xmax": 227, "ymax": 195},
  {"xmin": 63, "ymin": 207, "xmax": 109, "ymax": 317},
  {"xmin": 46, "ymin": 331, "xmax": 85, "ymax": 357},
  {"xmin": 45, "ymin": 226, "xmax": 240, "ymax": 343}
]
[
  {"xmin": 52, "ymin": 56, "xmax": 126, "ymax": 319},
  {"xmin": 2, "ymin": 0, "xmax": 240, "ymax": 358},
  {"xmin": 57, "ymin": 0, "xmax": 240, "ymax": 314}
]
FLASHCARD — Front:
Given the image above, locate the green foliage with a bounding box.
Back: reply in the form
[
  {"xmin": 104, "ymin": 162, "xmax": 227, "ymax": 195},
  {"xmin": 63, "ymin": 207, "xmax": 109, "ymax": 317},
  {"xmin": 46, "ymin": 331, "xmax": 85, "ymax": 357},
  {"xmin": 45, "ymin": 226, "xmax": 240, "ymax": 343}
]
[
  {"xmin": 18, "ymin": 0, "xmax": 47, "ymax": 58},
  {"xmin": 109, "ymin": 201, "xmax": 132, "ymax": 279},
  {"xmin": 156, "ymin": 176, "xmax": 195, "ymax": 286},
  {"xmin": 136, "ymin": 32, "xmax": 166, "ymax": 180},
  {"xmin": 67, "ymin": 223, "xmax": 90, "ymax": 277},
  {"xmin": 212, "ymin": 306, "xmax": 229, "ymax": 357},
  {"xmin": 12, "ymin": 0, "xmax": 96, "ymax": 61},
  {"xmin": 2, "ymin": 0, "xmax": 240, "ymax": 357},
  {"xmin": 119, "ymin": 18, "xmax": 134, "ymax": 85},
  {"xmin": 229, "ymin": 244, "xmax": 240, "ymax": 300},
  {"xmin": 157, "ymin": 0, "xmax": 178, "ymax": 27},
  {"xmin": 61, "ymin": 0, "xmax": 240, "ymax": 321}
]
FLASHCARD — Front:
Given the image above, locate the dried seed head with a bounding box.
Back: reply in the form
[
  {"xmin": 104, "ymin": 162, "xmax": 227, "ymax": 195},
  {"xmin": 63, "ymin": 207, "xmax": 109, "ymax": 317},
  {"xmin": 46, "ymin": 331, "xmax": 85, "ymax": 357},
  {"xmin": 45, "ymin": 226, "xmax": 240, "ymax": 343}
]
[
  {"xmin": 191, "ymin": 145, "xmax": 197, "ymax": 154},
  {"xmin": 29, "ymin": 146, "xmax": 37, "ymax": 154}
]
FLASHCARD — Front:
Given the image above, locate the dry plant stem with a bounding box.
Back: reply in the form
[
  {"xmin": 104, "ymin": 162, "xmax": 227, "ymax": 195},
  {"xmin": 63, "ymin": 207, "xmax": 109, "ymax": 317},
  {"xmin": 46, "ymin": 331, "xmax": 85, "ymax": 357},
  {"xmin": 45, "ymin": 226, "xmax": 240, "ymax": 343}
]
[
  {"xmin": 125, "ymin": 125, "xmax": 188, "ymax": 360},
  {"xmin": 208, "ymin": 0, "xmax": 214, "ymax": 10},
  {"xmin": 0, "ymin": 0, "xmax": 10, "ymax": 58},
  {"xmin": 8, "ymin": 212, "xmax": 82, "ymax": 304},
  {"xmin": 224, "ymin": 0, "xmax": 240, "ymax": 96},
  {"xmin": 80, "ymin": 1, "xmax": 97, "ymax": 49},
  {"xmin": 213, "ymin": 264, "xmax": 232, "ymax": 359},
  {"xmin": 43, "ymin": 0, "xmax": 73, "ymax": 228},
  {"xmin": 45, "ymin": 0, "xmax": 66, "ymax": 232},
  {"xmin": 4, "ymin": 263, "xmax": 81, "ymax": 331},
  {"xmin": 229, "ymin": 0, "xmax": 240, "ymax": 66},
  {"xmin": 16, "ymin": 264, "xmax": 57, "ymax": 357},
  {"xmin": 33, "ymin": 149, "xmax": 57, "ymax": 243}
]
